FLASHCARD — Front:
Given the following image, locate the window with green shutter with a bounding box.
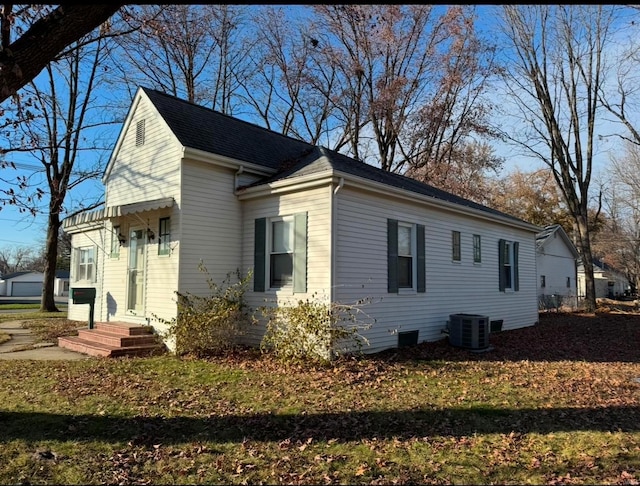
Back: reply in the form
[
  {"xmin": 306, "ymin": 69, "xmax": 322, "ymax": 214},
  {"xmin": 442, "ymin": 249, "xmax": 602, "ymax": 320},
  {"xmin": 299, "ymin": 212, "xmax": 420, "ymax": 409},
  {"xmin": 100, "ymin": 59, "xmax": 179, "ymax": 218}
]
[{"xmin": 254, "ymin": 213, "xmax": 307, "ymax": 293}]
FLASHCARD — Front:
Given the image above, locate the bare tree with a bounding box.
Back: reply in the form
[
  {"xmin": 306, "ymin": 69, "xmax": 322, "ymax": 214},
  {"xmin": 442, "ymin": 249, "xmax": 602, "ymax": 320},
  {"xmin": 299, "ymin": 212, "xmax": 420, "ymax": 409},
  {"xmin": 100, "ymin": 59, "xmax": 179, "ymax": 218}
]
[
  {"xmin": 0, "ymin": 245, "xmax": 36, "ymax": 274},
  {"xmin": 497, "ymin": 5, "xmax": 618, "ymax": 311},
  {"xmin": 594, "ymin": 141, "xmax": 640, "ymax": 293},
  {"xmin": 1, "ymin": 33, "xmax": 116, "ymax": 311},
  {"xmin": 0, "ymin": 4, "xmax": 123, "ymax": 103},
  {"xmin": 241, "ymin": 6, "xmax": 337, "ymax": 145},
  {"xmin": 405, "ymin": 141, "xmax": 502, "ymax": 203},
  {"xmin": 109, "ymin": 5, "xmax": 253, "ymax": 113},
  {"xmin": 598, "ymin": 9, "xmax": 640, "ymax": 147},
  {"xmin": 307, "ymin": 4, "xmax": 498, "ymax": 177}
]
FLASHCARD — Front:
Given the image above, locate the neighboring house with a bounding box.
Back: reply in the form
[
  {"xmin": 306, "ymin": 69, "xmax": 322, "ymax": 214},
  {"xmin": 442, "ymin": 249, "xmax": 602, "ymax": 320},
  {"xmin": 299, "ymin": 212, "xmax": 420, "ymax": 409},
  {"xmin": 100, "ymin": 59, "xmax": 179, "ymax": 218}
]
[
  {"xmin": 63, "ymin": 87, "xmax": 542, "ymax": 354},
  {"xmin": 0, "ymin": 270, "xmax": 70, "ymax": 297},
  {"xmin": 577, "ymin": 258, "xmax": 630, "ymax": 300},
  {"xmin": 54, "ymin": 270, "xmax": 70, "ymax": 297},
  {"xmin": 0, "ymin": 271, "xmax": 43, "ymax": 296},
  {"xmin": 535, "ymin": 224, "xmax": 579, "ymax": 310}
]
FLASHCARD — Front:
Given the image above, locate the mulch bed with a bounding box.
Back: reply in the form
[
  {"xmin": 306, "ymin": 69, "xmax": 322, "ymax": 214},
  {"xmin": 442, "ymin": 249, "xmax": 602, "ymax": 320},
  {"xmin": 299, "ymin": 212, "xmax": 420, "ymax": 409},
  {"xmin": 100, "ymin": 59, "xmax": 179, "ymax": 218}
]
[{"xmin": 374, "ymin": 306, "xmax": 640, "ymax": 364}]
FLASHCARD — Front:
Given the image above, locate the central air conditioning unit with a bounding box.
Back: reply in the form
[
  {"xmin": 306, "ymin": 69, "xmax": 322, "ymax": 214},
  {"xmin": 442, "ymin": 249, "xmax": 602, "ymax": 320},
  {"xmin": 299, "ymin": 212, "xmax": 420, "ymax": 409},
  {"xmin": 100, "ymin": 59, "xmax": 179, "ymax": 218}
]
[{"xmin": 448, "ymin": 313, "xmax": 490, "ymax": 350}]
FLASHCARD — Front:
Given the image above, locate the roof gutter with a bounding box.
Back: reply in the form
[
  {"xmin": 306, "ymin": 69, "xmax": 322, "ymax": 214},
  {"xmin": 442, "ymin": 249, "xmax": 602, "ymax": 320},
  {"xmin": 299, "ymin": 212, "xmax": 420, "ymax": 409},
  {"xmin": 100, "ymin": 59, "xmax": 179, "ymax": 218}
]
[{"xmin": 237, "ymin": 168, "xmax": 542, "ymax": 233}]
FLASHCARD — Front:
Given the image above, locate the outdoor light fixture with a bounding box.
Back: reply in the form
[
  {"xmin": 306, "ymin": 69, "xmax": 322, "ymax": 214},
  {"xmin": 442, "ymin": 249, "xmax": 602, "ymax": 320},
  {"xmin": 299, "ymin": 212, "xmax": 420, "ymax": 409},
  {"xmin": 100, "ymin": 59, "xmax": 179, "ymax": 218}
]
[
  {"xmin": 117, "ymin": 233, "xmax": 126, "ymax": 246},
  {"xmin": 147, "ymin": 229, "xmax": 155, "ymax": 241}
]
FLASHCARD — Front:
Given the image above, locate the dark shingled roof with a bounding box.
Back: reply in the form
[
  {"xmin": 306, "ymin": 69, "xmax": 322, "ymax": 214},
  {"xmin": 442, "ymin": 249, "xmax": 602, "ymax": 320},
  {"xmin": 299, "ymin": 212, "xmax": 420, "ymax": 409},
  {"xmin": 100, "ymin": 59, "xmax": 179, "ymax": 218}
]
[
  {"xmin": 143, "ymin": 88, "xmax": 311, "ymax": 171},
  {"xmin": 143, "ymin": 87, "xmax": 536, "ymax": 227}
]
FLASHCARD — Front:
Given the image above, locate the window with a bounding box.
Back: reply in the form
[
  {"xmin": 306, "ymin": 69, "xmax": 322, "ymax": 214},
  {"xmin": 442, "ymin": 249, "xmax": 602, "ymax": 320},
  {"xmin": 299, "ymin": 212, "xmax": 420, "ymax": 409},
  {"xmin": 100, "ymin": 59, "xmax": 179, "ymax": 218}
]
[
  {"xmin": 270, "ymin": 217, "xmax": 294, "ymax": 288},
  {"xmin": 158, "ymin": 217, "xmax": 171, "ymax": 255},
  {"xmin": 541, "ymin": 275, "xmax": 546, "ymax": 288},
  {"xmin": 498, "ymin": 239, "xmax": 519, "ymax": 292},
  {"xmin": 566, "ymin": 277, "xmax": 571, "ymax": 288},
  {"xmin": 76, "ymin": 247, "xmax": 96, "ymax": 282},
  {"xmin": 397, "ymin": 223, "xmax": 413, "ymax": 288},
  {"xmin": 254, "ymin": 213, "xmax": 307, "ymax": 293},
  {"xmin": 473, "ymin": 234, "xmax": 481, "ymax": 263},
  {"xmin": 110, "ymin": 225, "xmax": 120, "ymax": 258},
  {"xmin": 136, "ymin": 119, "xmax": 145, "ymax": 146},
  {"xmin": 387, "ymin": 219, "xmax": 425, "ymax": 293},
  {"xmin": 452, "ymin": 231, "xmax": 461, "ymax": 261}
]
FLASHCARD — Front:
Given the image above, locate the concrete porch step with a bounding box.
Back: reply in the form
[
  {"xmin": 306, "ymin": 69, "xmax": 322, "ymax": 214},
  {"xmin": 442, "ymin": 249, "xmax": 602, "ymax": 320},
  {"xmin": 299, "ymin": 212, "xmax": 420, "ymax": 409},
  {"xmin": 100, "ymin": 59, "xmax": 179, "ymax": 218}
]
[{"xmin": 58, "ymin": 322, "xmax": 165, "ymax": 358}]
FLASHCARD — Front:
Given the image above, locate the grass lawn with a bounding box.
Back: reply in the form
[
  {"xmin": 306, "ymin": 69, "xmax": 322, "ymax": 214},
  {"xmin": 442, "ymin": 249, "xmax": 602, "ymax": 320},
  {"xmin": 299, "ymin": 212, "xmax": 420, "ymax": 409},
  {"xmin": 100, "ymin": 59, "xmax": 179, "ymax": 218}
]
[{"xmin": 0, "ymin": 310, "xmax": 639, "ymax": 484}]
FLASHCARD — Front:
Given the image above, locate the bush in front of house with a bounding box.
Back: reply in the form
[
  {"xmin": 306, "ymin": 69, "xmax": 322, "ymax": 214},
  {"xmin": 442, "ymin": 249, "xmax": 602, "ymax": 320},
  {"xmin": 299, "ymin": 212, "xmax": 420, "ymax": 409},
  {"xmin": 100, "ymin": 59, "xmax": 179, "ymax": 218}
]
[
  {"xmin": 259, "ymin": 294, "xmax": 373, "ymax": 365},
  {"xmin": 158, "ymin": 264, "xmax": 254, "ymax": 357}
]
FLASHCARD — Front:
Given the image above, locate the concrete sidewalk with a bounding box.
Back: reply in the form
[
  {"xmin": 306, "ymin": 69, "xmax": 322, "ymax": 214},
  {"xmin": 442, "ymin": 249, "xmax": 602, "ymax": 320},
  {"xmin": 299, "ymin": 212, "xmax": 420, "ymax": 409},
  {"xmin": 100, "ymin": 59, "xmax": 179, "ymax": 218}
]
[{"xmin": 0, "ymin": 320, "xmax": 90, "ymax": 360}]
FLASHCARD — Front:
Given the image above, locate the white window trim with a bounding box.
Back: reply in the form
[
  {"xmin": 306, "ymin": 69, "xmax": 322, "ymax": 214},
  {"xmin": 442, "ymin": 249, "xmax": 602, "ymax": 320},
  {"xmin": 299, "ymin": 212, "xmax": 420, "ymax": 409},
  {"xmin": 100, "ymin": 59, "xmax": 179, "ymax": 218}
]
[
  {"xmin": 267, "ymin": 215, "xmax": 295, "ymax": 292},
  {"xmin": 398, "ymin": 222, "xmax": 417, "ymax": 293},
  {"xmin": 75, "ymin": 246, "xmax": 96, "ymax": 283}
]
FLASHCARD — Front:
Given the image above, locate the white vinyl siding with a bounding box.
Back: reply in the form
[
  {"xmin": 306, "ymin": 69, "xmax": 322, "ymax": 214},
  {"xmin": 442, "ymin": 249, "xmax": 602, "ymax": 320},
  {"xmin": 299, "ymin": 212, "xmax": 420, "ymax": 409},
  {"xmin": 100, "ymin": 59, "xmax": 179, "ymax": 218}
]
[
  {"xmin": 106, "ymin": 95, "xmax": 182, "ymax": 207},
  {"xmin": 178, "ymin": 159, "xmax": 242, "ymax": 299},
  {"xmin": 242, "ymin": 184, "xmax": 332, "ymax": 346},
  {"xmin": 334, "ymin": 186, "xmax": 538, "ymax": 354},
  {"xmin": 536, "ymin": 228, "xmax": 578, "ymax": 306},
  {"xmin": 67, "ymin": 228, "xmax": 105, "ymax": 322}
]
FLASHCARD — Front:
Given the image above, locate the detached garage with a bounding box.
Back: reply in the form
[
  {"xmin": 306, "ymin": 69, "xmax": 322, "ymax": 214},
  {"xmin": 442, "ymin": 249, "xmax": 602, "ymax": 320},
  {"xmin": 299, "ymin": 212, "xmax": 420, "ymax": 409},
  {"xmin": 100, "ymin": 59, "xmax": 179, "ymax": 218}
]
[{"xmin": 0, "ymin": 271, "xmax": 44, "ymax": 296}]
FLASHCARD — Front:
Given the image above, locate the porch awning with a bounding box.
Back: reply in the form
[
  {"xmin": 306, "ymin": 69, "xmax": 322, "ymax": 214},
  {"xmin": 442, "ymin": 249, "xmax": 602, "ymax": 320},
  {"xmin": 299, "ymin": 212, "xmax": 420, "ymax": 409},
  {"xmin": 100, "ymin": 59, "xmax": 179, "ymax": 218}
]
[
  {"xmin": 63, "ymin": 197, "xmax": 175, "ymax": 229},
  {"xmin": 108, "ymin": 197, "xmax": 175, "ymax": 217}
]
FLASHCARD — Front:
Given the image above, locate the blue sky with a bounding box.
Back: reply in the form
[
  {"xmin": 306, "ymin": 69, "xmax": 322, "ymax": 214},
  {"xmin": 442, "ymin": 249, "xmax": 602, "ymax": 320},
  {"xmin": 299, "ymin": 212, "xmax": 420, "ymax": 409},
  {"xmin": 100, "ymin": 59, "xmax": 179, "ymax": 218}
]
[{"xmin": 0, "ymin": 4, "xmax": 631, "ymax": 255}]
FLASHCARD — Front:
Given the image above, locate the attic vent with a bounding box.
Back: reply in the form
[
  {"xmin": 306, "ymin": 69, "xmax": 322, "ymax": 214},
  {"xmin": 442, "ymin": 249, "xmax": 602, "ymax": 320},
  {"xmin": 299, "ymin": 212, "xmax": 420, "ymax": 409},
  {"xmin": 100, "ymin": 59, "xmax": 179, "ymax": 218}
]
[{"xmin": 136, "ymin": 119, "xmax": 145, "ymax": 146}]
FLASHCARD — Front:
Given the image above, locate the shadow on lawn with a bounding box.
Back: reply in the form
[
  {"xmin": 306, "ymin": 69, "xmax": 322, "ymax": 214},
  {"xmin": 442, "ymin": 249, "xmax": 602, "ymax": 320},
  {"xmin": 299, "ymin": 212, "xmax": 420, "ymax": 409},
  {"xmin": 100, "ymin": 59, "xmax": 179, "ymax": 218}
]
[
  {"xmin": 1, "ymin": 404, "xmax": 639, "ymax": 444},
  {"xmin": 377, "ymin": 312, "xmax": 640, "ymax": 364}
]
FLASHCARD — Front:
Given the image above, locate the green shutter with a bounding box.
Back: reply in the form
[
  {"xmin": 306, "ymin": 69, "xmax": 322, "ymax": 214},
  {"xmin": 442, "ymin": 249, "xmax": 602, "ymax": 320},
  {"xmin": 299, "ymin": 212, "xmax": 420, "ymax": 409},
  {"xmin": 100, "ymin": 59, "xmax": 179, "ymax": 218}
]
[
  {"xmin": 388, "ymin": 219, "xmax": 398, "ymax": 293},
  {"xmin": 498, "ymin": 239, "xmax": 505, "ymax": 292},
  {"xmin": 513, "ymin": 241, "xmax": 519, "ymax": 291},
  {"xmin": 254, "ymin": 218, "xmax": 266, "ymax": 292},
  {"xmin": 293, "ymin": 212, "xmax": 307, "ymax": 293},
  {"xmin": 417, "ymin": 224, "xmax": 426, "ymax": 293}
]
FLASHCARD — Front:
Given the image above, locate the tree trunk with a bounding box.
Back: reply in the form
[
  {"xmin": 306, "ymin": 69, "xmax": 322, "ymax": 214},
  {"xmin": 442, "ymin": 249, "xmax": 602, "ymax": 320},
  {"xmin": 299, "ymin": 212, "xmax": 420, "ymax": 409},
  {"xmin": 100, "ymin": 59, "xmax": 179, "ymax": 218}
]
[
  {"xmin": 575, "ymin": 214, "xmax": 597, "ymax": 312},
  {"xmin": 40, "ymin": 209, "xmax": 60, "ymax": 312}
]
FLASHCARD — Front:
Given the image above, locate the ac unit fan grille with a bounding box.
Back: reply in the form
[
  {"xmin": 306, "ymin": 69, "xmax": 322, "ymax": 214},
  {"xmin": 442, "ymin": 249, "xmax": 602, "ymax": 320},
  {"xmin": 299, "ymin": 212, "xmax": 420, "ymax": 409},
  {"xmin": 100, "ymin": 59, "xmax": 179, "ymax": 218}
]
[{"xmin": 449, "ymin": 314, "xmax": 490, "ymax": 350}]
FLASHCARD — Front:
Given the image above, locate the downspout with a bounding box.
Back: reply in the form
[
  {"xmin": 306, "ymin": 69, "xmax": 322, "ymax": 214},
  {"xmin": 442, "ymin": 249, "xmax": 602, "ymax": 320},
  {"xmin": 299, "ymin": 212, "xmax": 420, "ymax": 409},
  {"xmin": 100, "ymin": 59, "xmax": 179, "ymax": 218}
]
[{"xmin": 330, "ymin": 177, "xmax": 344, "ymax": 304}]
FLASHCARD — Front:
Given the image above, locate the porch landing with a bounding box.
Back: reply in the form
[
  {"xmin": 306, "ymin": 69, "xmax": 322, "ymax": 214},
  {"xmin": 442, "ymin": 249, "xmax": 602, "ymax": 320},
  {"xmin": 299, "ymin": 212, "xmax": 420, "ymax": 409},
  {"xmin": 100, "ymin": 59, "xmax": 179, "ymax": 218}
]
[{"xmin": 58, "ymin": 321, "xmax": 165, "ymax": 358}]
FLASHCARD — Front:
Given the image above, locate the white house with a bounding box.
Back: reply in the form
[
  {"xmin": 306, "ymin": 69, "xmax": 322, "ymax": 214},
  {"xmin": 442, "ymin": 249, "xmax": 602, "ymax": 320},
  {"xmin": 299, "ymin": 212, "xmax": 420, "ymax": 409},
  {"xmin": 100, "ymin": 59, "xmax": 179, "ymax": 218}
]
[
  {"xmin": 0, "ymin": 270, "xmax": 70, "ymax": 297},
  {"xmin": 0, "ymin": 271, "xmax": 43, "ymax": 296},
  {"xmin": 535, "ymin": 224, "xmax": 579, "ymax": 310},
  {"xmin": 62, "ymin": 87, "xmax": 542, "ymax": 355},
  {"xmin": 577, "ymin": 258, "xmax": 629, "ymax": 300}
]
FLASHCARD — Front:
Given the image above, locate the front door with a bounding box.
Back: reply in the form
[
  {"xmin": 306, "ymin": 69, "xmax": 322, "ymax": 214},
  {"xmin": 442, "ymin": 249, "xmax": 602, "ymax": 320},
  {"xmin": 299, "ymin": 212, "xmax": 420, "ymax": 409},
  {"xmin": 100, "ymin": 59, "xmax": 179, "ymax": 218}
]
[{"xmin": 127, "ymin": 228, "xmax": 145, "ymax": 314}]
